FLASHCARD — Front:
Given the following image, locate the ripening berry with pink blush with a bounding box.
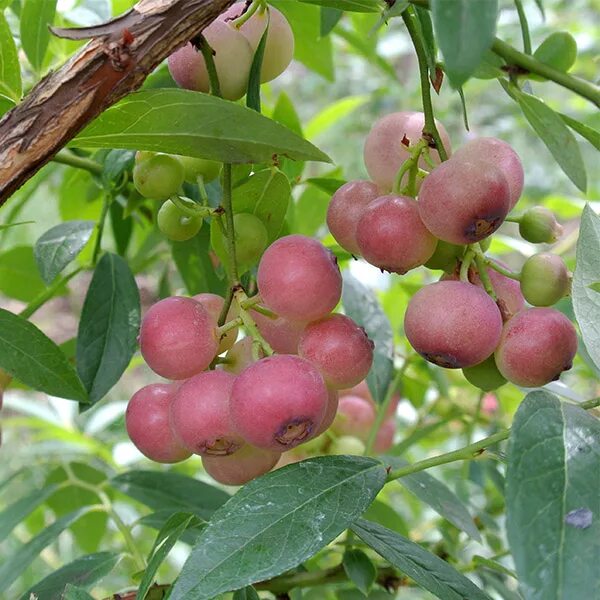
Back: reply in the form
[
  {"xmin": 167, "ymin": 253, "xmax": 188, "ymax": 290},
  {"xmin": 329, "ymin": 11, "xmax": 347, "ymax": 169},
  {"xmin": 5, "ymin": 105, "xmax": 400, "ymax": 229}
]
[
  {"xmin": 193, "ymin": 292, "xmax": 238, "ymax": 353},
  {"xmin": 356, "ymin": 195, "xmax": 437, "ymax": 274},
  {"xmin": 494, "ymin": 307, "xmax": 577, "ymax": 387},
  {"xmin": 373, "ymin": 418, "xmax": 396, "ymax": 454},
  {"xmin": 313, "ymin": 388, "xmax": 340, "ymax": 437},
  {"xmin": 170, "ymin": 370, "xmax": 242, "ymax": 456},
  {"xmin": 363, "ymin": 111, "xmax": 452, "ymax": 191},
  {"xmin": 404, "ymin": 280, "xmax": 503, "ymax": 369},
  {"xmin": 298, "ymin": 314, "xmax": 374, "ymax": 389},
  {"xmin": 452, "ymin": 137, "xmax": 524, "ymax": 208},
  {"xmin": 340, "ymin": 380, "xmax": 399, "ymax": 418},
  {"xmin": 230, "ymin": 354, "xmax": 328, "ymax": 451},
  {"xmin": 418, "ymin": 160, "xmax": 511, "ymax": 244},
  {"xmin": 202, "ymin": 444, "xmax": 281, "ymax": 485},
  {"xmin": 257, "ymin": 235, "xmax": 342, "ymax": 322},
  {"xmin": 326, "ymin": 180, "xmax": 381, "ymax": 255},
  {"xmin": 126, "ymin": 383, "xmax": 191, "ymax": 463},
  {"xmin": 249, "ymin": 309, "xmax": 306, "ymax": 354},
  {"xmin": 331, "ymin": 394, "xmax": 376, "ymax": 441},
  {"xmin": 139, "ymin": 297, "xmax": 219, "ymax": 380}
]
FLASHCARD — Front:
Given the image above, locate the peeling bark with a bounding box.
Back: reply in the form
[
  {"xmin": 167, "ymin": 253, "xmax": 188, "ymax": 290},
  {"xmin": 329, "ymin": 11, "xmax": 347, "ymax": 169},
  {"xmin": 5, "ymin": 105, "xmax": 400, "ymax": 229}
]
[{"xmin": 0, "ymin": 0, "xmax": 236, "ymax": 205}]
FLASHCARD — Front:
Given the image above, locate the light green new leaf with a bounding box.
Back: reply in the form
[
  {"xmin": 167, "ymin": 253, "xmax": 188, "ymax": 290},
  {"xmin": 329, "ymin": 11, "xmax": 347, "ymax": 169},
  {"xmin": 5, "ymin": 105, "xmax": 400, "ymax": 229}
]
[
  {"xmin": 305, "ymin": 95, "xmax": 370, "ymax": 139},
  {"xmin": 560, "ymin": 113, "xmax": 600, "ymax": 151},
  {"xmin": 0, "ymin": 246, "xmax": 47, "ymax": 301},
  {"xmin": 352, "ymin": 519, "xmax": 491, "ymax": 599},
  {"xmin": 74, "ymin": 90, "xmax": 330, "ymax": 164},
  {"xmin": 76, "ymin": 253, "xmax": 140, "ymax": 405},
  {"xmin": 573, "ymin": 205, "xmax": 600, "ymax": 370},
  {"xmin": 431, "ymin": 0, "xmax": 498, "ymax": 87},
  {"xmin": 506, "ymin": 391, "xmax": 600, "ymax": 600},
  {"xmin": 0, "ymin": 13, "xmax": 21, "ymax": 101},
  {"xmin": 170, "ymin": 456, "xmax": 387, "ymax": 600},
  {"xmin": 20, "ymin": 0, "xmax": 57, "ymax": 71},
  {"xmin": 299, "ymin": 0, "xmax": 381, "ymax": 13},
  {"xmin": 0, "ymin": 308, "xmax": 88, "ymax": 402}
]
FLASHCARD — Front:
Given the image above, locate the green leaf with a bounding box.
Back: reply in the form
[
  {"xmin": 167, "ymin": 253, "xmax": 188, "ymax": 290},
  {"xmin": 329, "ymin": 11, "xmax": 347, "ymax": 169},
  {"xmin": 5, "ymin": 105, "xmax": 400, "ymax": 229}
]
[
  {"xmin": 170, "ymin": 456, "xmax": 387, "ymax": 600},
  {"xmin": 573, "ymin": 205, "xmax": 600, "ymax": 370},
  {"xmin": 0, "ymin": 245, "xmax": 48, "ymax": 301},
  {"xmin": 74, "ymin": 90, "xmax": 330, "ymax": 164},
  {"xmin": 320, "ymin": 6, "xmax": 343, "ymax": 36},
  {"xmin": 343, "ymin": 549, "xmax": 377, "ymax": 596},
  {"xmin": 506, "ymin": 391, "xmax": 600, "ymax": 600},
  {"xmin": 363, "ymin": 499, "xmax": 408, "ymax": 536},
  {"xmin": 0, "ymin": 485, "xmax": 59, "ymax": 541},
  {"xmin": 388, "ymin": 457, "xmax": 481, "ymax": 541},
  {"xmin": 20, "ymin": 552, "xmax": 119, "ymax": 600},
  {"xmin": 76, "ymin": 253, "xmax": 140, "ymax": 404},
  {"xmin": 305, "ymin": 95, "xmax": 369, "ymax": 140},
  {"xmin": 233, "ymin": 587, "xmax": 260, "ymax": 600},
  {"xmin": 171, "ymin": 226, "xmax": 226, "ymax": 297},
  {"xmin": 0, "ymin": 509, "xmax": 87, "ymax": 591},
  {"xmin": 246, "ymin": 22, "xmax": 268, "ymax": 112},
  {"xmin": 414, "ymin": 5, "xmax": 436, "ymax": 75},
  {"xmin": 511, "ymin": 87, "xmax": 587, "ymax": 192},
  {"xmin": 431, "ymin": 0, "xmax": 498, "ymax": 87},
  {"xmin": 306, "ymin": 177, "xmax": 346, "ymax": 195},
  {"xmin": 111, "ymin": 470, "xmax": 230, "ymax": 520},
  {"xmin": 34, "ymin": 221, "xmax": 95, "ymax": 284},
  {"xmin": 559, "ymin": 113, "xmax": 600, "ymax": 151},
  {"xmin": 20, "ymin": 0, "xmax": 57, "ymax": 71},
  {"xmin": 138, "ymin": 512, "xmax": 198, "ymax": 600},
  {"xmin": 342, "ymin": 274, "xmax": 393, "ymax": 403},
  {"xmin": 352, "ymin": 519, "xmax": 492, "ymax": 600},
  {"xmin": 0, "ymin": 308, "xmax": 88, "ymax": 402},
  {"xmin": 271, "ymin": 92, "xmax": 305, "ymax": 181},
  {"xmin": 0, "ymin": 12, "xmax": 21, "ymax": 101},
  {"xmin": 63, "ymin": 585, "xmax": 95, "ymax": 600},
  {"xmin": 299, "ymin": 0, "xmax": 380, "ymax": 13}
]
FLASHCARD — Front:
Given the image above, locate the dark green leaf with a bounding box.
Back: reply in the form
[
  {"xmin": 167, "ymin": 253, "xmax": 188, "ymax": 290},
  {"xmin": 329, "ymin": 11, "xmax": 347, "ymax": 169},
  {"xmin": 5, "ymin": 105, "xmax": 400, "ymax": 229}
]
[
  {"xmin": 293, "ymin": 182, "xmax": 329, "ymax": 237},
  {"xmin": 300, "ymin": 0, "xmax": 380, "ymax": 12},
  {"xmin": 110, "ymin": 199, "xmax": 133, "ymax": 256},
  {"xmin": 138, "ymin": 512, "xmax": 198, "ymax": 600},
  {"xmin": 431, "ymin": 0, "xmax": 498, "ymax": 87},
  {"xmin": 363, "ymin": 499, "xmax": 409, "ymax": 536},
  {"xmin": 0, "ymin": 308, "xmax": 88, "ymax": 402},
  {"xmin": 233, "ymin": 586, "xmax": 260, "ymax": 600},
  {"xmin": 20, "ymin": 552, "xmax": 119, "ymax": 600},
  {"xmin": 246, "ymin": 21, "xmax": 268, "ymax": 112},
  {"xmin": 20, "ymin": 0, "xmax": 57, "ymax": 71},
  {"xmin": 137, "ymin": 510, "xmax": 206, "ymax": 546},
  {"xmin": 306, "ymin": 177, "xmax": 346, "ymax": 194},
  {"xmin": 271, "ymin": 92, "xmax": 305, "ymax": 181},
  {"xmin": 560, "ymin": 113, "xmax": 600, "ymax": 151},
  {"xmin": 0, "ymin": 245, "xmax": 48, "ymax": 301},
  {"xmin": 0, "ymin": 485, "xmax": 59, "ymax": 541},
  {"xmin": 74, "ymin": 90, "xmax": 330, "ymax": 164},
  {"xmin": 511, "ymin": 87, "xmax": 586, "ymax": 192},
  {"xmin": 170, "ymin": 456, "xmax": 387, "ymax": 600},
  {"xmin": 352, "ymin": 519, "xmax": 492, "ymax": 600},
  {"xmin": 414, "ymin": 5, "xmax": 436, "ymax": 74},
  {"xmin": 63, "ymin": 585, "xmax": 95, "ymax": 600},
  {"xmin": 343, "ymin": 549, "xmax": 377, "ymax": 595},
  {"xmin": 342, "ymin": 274, "xmax": 393, "ymax": 403},
  {"xmin": 111, "ymin": 470, "xmax": 230, "ymax": 520},
  {"xmin": 34, "ymin": 221, "xmax": 95, "ymax": 284},
  {"xmin": 573, "ymin": 205, "xmax": 600, "ymax": 370},
  {"xmin": 76, "ymin": 253, "xmax": 140, "ymax": 404},
  {"xmin": 320, "ymin": 6, "xmax": 343, "ymax": 36},
  {"xmin": 388, "ymin": 457, "xmax": 481, "ymax": 541},
  {"xmin": 171, "ymin": 226, "xmax": 226, "ymax": 296},
  {"xmin": 0, "ymin": 12, "xmax": 21, "ymax": 101},
  {"xmin": 0, "ymin": 509, "xmax": 87, "ymax": 591},
  {"xmin": 506, "ymin": 391, "xmax": 600, "ymax": 600}
]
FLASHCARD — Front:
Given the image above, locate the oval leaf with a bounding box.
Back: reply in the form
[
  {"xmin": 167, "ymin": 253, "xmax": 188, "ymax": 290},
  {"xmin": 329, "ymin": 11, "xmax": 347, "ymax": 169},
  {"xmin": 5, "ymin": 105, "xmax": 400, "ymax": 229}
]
[
  {"xmin": 0, "ymin": 246, "xmax": 48, "ymax": 302},
  {"xmin": 343, "ymin": 549, "xmax": 377, "ymax": 596},
  {"xmin": 20, "ymin": 0, "xmax": 57, "ymax": 71},
  {"xmin": 170, "ymin": 456, "xmax": 387, "ymax": 600},
  {"xmin": 431, "ymin": 0, "xmax": 498, "ymax": 87},
  {"xmin": 74, "ymin": 89, "xmax": 330, "ymax": 165},
  {"xmin": 352, "ymin": 519, "xmax": 492, "ymax": 600},
  {"xmin": 0, "ymin": 13, "xmax": 21, "ymax": 101},
  {"xmin": 76, "ymin": 253, "xmax": 140, "ymax": 405},
  {"xmin": 506, "ymin": 390, "xmax": 600, "ymax": 600},
  {"xmin": 34, "ymin": 220, "xmax": 95, "ymax": 284},
  {"xmin": 342, "ymin": 274, "xmax": 393, "ymax": 403},
  {"xmin": 20, "ymin": 552, "xmax": 119, "ymax": 600},
  {"xmin": 0, "ymin": 308, "xmax": 87, "ymax": 402},
  {"xmin": 573, "ymin": 204, "xmax": 600, "ymax": 370}
]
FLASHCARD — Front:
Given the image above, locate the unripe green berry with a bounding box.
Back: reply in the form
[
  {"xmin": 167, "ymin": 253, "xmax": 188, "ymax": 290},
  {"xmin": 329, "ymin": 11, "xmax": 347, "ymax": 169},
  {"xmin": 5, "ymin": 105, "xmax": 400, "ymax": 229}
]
[
  {"xmin": 133, "ymin": 154, "xmax": 184, "ymax": 200},
  {"xmin": 424, "ymin": 240, "xmax": 464, "ymax": 272},
  {"xmin": 518, "ymin": 206, "xmax": 563, "ymax": 243},
  {"xmin": 234, "ymin": 213, "xmax": 269, "ymax": 266},
  {"xmin": 520, "ymin": 253, "xmax": 570, "ymax": 306},
  {"xmin": 462, "ymin": 355, "xmax": 507, "ymax": 391},
  {"xmin": 531, "ymin": 32, "xmax": 577, "ymax": 81},
  {"xmin": 135, "ymin": 150, "xmax": 155, "ymax": 165},
  {"xmin": 329, "ymin": 435, "xmax": 366, "ymax": 456},
  {"xmin": 157, "ymin": 200, "xmax": 203, "ymax": 241},
  {"xmin": 176, "ymin": 156, "xmax": 222, "ymax": 184}
]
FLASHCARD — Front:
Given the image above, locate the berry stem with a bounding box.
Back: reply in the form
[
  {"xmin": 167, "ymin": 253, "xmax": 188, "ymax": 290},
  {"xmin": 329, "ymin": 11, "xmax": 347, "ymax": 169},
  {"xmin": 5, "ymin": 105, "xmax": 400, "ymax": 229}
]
[
  {"xmin": 217, "ymin": 316, "xmax": 243, "ymax": 338},
  {"xmin": 385, "ymin": 396, "xmax": 600, "ymax": 483},
  {"xmin": 52, "ymin": 150, "xmax": 103, "ymax": 175},
  {"xmin": 503, "ymin": 214, "xmax": 523, "ymax": 224},
  {"xmin": 459, "ymin": 247, "xmax": 475, "ymax": 282},
  {"xmin": 239, "ymin": 293, "xmax": 263, "ymax": 310},
  {"xmin": 392, "ymin": 138, "xmax": 428, "ymax": 195},
  {"xmin": 401, "ymin": 8, "xmax": 449, "ymax": 161},
  {"xmin": 235, "ymin": 288, "xmax": 274, "ymax": 356},
  {"xmin": 473, "ymin": 245, "xmax": 497, "ymax": 300},
  {"xmin": 230, "ymin": 0, "xmax": 263, "ymax": 28},
  {"xmin": 222, "ymin": 163, "xmax": 240, "ymax": 285},
  {"xmin": 169, "ymin": 195, "xmax": 214, "ymax": 218},
  {"xmin": 485, "ymin": 258, "xmax": 521, "ymax": 281}
]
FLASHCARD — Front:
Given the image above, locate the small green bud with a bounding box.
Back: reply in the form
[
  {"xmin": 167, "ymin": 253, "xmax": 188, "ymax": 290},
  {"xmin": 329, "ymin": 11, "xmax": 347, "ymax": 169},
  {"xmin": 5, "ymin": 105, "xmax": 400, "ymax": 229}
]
[
  {"xmin": 424, "ymin": 240, "xmax": 464, "ymax": 272},
  {"xmin": 329, "ymin": 435, "xmax": 366, "ymax": 456},
  {"xmin": 518, "ymin": 206, "xmax": 563, "ymax": 244},
  {"xmin": 520, "ymin": 253, "xmax": 571, "ymax": 306},
  {"xmin": 463, "ymin": 355, "xmax": 507, "ymax": 391}
]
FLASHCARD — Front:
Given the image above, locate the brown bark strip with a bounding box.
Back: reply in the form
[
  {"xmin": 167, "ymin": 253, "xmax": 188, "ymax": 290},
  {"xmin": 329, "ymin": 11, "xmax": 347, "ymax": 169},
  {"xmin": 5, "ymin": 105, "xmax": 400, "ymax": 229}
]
[{"xmin": 0, "ymin": 0, "xmax": 236, "ymax": 206}]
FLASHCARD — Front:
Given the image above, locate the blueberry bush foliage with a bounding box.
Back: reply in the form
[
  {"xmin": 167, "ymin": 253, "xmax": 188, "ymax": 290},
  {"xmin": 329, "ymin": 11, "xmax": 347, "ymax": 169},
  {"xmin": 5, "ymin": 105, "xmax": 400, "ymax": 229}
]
[{"xmin": 0, "ymin": 0, "xmax": 599, "ymax": 599}]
